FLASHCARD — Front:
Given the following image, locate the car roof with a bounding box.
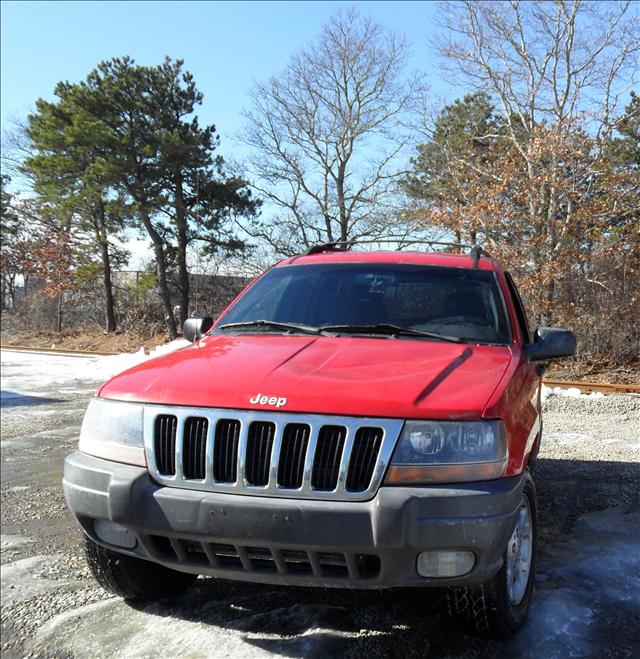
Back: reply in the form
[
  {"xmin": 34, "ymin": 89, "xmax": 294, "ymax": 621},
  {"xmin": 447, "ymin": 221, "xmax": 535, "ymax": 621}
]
[{"xmin": 276, "ymin": 250, "xmax": 500, "ymax": 272}]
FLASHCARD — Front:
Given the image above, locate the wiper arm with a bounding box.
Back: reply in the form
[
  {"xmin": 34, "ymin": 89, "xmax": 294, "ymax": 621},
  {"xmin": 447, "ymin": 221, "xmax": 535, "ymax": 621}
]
[
  {"xmin": 320, "ymin": 323, "xmax": 464, "ymax": 343},
  {"xmin": 217, "ymin": 320, "xmax": 322, "ymax": 335}
]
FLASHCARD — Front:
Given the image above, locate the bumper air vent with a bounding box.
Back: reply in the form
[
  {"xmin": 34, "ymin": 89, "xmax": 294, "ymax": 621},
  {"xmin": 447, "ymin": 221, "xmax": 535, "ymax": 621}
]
[{"xmin": 146, "ymin": 534, "xmax": 381, "ymax": 580}]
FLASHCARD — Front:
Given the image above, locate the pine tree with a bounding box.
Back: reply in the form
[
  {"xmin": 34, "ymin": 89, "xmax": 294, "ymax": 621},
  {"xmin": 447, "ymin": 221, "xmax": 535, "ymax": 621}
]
[{"xmin": 24, "ymin": 86, "xmax": 128, "ymax": 332}]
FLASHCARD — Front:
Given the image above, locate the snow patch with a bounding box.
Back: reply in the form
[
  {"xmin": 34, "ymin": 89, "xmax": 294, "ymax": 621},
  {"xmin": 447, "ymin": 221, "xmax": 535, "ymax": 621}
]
[
  {"xmin": 541, "ymin": 384, "xmax": 605, "ymax": 402},
  {"xmin": 1, "ymin": 534, "xmax": 33, "ymax": 551},
  {"xmin": 508, "ymin": 506, "xmax": 640, "ymax": 657},
  {"xmin": 0, "ymin": 340, "xmax": 190, "ymax": 396},
  {"xmin": 32, "ymin": 597, "xmax": 328, "ymax": 658},
  {"xmin": 84, "ymin": 339, "xmax": 190, "ymax": 382},
  {"xmin": 543, "ymin": 432, "xmax": 590, "ymax": 445},
  {"xmin": 0, "ymin": 555, "xmax": 82, "ymax": 605}
]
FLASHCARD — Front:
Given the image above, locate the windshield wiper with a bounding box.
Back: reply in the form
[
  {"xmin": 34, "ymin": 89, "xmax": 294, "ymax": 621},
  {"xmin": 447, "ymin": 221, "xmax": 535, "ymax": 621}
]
[
  {"xmin": 217, "ymin": 320, "xmax": 322, "ymax": 335},
  {"xmin": 320, "ymin": 323, "xmax": 464, "ymax": 343}
]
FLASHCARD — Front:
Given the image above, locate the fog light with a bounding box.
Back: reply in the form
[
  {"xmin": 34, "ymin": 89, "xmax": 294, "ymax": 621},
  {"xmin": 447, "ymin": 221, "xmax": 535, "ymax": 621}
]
[
  {"xmin": 94, "ymin": 520, "xmax": 137, "ymax": 549},
  {"xmin": 417, "ymin": 551, "xmax": 475, "ymax": 577}
]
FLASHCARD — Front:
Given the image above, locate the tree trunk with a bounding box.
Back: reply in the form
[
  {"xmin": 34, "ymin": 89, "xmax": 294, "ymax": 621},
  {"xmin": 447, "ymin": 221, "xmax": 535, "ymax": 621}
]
[
  {"xmin": 95, "ymin": 202, "xmax": 117, "ymax": 332},
  {"xmin": 56, "ymin": 292, "xmax": 63, "ymax": 333},
  {"xmin": 336, "ymin": 162, "xmax": 348, "ymax": 241},
  {"xmin": 9, "ymin": 274, "xmax": 16, "ymax": 308},
  {"xmin": 544, "ymin": 278, "xmax": 556, "ymax": 326},
  {"xmin": 139, "ymin": 209, "xmax": 178, "ymax": 339},
  {"xmin": 174, "ymin": 174, "xmax": 190, "ymax": 326}
]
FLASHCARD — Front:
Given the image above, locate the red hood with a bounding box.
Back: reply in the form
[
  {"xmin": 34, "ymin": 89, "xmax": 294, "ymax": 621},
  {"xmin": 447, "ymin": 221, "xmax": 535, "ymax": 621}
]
[{"xmin": 99, "ymin": 335, "xmax": 513, "ymax": 420}]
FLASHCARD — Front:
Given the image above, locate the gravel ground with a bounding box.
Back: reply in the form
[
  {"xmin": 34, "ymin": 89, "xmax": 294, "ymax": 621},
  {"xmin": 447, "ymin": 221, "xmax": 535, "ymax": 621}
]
[{"xmin": 1, "ymin": 349, "xmax": 639, "ymax": 658}]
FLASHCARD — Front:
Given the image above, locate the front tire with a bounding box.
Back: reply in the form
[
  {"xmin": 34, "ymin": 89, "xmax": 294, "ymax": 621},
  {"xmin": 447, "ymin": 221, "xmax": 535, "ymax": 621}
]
[
  {"xmin": 447, "ymin": 471, "xmax": 537, "ymax": 638},
  {"xmin": 84, "ymin": 535, "xmax": 198, "ymax": 601}
]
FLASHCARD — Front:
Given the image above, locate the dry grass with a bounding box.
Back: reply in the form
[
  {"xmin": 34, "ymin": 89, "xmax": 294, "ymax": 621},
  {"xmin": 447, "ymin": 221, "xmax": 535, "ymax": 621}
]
[{"xmin": 0, "ymin": 328, "xmax": 171, "ymax": 355}]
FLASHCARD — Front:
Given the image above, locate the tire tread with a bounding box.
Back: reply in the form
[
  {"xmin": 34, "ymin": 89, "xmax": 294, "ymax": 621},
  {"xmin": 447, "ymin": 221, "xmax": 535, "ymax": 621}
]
[{"xmin": 84, "ymin": 535, "xmax": 197, "ymax": 601}]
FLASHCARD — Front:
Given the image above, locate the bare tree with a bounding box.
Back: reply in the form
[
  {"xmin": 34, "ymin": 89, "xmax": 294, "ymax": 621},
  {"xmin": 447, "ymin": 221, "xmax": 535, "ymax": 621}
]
[
  {"xmin": 437, "ymin": 1, "xmax": 639, "ymax": 148},
  {"xmin": 241, "ymin": 7, "xmax": 425, "ymax": 255},
  {"xmin": 430, "ymin": 0, "xmax": 639, "ymax": 318}
]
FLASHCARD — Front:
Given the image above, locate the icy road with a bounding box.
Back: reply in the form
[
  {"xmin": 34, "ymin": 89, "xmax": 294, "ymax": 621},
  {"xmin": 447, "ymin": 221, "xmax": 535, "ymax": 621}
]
[{"xmin": 1, "ymin": 347, "xmax": 639, "ymax": 658}]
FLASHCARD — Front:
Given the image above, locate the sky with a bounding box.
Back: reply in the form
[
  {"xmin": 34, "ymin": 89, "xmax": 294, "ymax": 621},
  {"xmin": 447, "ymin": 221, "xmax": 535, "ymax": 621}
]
[
  {"xmin": 1, "ymin": 0, "xmax": 452, "ymax": 154},
  {"xmin": 1, "ymin": 0, "xmax": 457, "ymax": 268}
]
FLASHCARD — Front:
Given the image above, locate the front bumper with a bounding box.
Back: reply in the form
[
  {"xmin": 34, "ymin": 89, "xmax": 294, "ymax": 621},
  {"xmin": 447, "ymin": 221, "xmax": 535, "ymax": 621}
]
[{"xmin": 64, "ymin": 451, "xmax": 524, "ymax": 589}]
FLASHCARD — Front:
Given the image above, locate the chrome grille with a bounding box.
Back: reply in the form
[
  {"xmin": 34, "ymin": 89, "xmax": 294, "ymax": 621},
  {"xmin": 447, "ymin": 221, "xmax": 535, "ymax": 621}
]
[{"xmin": 143, "ymin": 406, "xmax": 404, "ymax": 501}]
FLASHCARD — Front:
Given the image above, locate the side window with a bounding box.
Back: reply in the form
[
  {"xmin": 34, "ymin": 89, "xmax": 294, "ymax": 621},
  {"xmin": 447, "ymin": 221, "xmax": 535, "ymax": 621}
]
[{"xmin": 504, "ymin": 273, "xmax": 531, "ymax": 343}]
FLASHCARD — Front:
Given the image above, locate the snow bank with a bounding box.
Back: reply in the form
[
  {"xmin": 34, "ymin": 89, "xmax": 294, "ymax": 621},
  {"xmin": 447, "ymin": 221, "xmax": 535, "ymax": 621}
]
[
  {"xmin": 85, "ymin": 339, "xmax": 190, "ymax": 381},
  {"xmin": 541, "ymin": 384, "xmax": 605, "ymax": 402},
  {"xmin": 0, "ymin": 340, "xmax": 191, "ymax": 395}
]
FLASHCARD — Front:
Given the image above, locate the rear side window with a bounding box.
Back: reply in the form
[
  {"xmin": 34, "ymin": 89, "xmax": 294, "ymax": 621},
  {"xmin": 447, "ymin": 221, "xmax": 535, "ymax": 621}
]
[
  {"xmin": 504, "ymin": 272, "xmax": 531, "ymax": 343},
  {"xmin": 217, "ymin": 263, "xmax": 512, "ymax": 345}
]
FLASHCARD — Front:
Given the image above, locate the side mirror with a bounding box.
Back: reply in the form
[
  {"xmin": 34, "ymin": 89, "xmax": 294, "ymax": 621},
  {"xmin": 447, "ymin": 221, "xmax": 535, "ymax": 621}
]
[
  {"xmin": 183, "ymin": 316, "xmax": 214, "ymax": 343},
  {"xmin": 526, "ymin": 326, "xmax": 576, "ymax": 362}
]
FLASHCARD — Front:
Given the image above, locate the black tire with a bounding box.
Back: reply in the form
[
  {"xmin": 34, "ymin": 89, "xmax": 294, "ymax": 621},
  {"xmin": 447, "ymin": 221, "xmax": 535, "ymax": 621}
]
[
  {"xmin": 84, "ymin": 535, "xmax": 197, "ymax": 601},
  {"xmin": 446, "ymin": 470, "xmax": 537, "ymax": 639}
]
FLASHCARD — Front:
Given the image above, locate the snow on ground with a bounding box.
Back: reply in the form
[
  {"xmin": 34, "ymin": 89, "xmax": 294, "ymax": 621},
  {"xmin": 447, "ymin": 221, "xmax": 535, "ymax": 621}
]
[
  {"xmin": 508, "ymin": 506, "xmax": 640, "ymax": 659},
  {"xmin": 84, "ymin": 339, "xmax": 190, "ymax": 382},
  {"xmin": 540, "ymin": 384, "xmax": 604, "ymax": 402},
  {"xmin": 0, "ymin": 340, "xmax": 190, "ymax": 403}
]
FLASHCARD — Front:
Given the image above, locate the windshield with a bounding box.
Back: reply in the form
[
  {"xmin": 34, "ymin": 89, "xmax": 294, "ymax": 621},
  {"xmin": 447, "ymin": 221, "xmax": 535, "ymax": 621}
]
[{"xmin": 215, "ymin": 263, "xmax": 511, "ymax": 344}]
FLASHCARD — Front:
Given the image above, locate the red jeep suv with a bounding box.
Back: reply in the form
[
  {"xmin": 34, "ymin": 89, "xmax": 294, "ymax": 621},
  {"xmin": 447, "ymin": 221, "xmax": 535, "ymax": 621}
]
[{"xmin": 64, "ymin": 244, "xmax": 576, "ymax": 638}]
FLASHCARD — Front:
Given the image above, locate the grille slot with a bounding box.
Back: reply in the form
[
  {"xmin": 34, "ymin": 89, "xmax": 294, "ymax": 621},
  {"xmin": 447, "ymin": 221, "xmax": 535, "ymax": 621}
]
[
  {"xmin": 346, "ymin": 427, "xmax": 384, "ymax": 491},
  {"xmin": 316, "ymin": 552, "xmax": 349, "ymax": 577},
  {"xmin": 277, "ymin": 424, "xmax": 310, "ymax": 488},
  {"xmin": 154, "ymin": 415, "xmax": 177, "ymax": 475},
  {"xmin": 214, "ymin": 419, "xmax": 240, "ymax": 483},
  {"xmin": 246, "ymin": 547, "xmax": 278, "ymax": 573},
  {"xmin": 183, "ymin": 417, "xmax": 208, "ymax": 480},
  {"xmin": 281, "ymin": 550, "xmax": 313, "ymax": 574},
  {"xmin": 311, "ymin": 425, "xmax": 346, "ymax": 491},
  {"xmin": 245, "ymin": 421, "xmax": 275, "ymax": 485},
  {"xmin": 207, "ymin": 543, "xmax": 243, "ymax": 569}
]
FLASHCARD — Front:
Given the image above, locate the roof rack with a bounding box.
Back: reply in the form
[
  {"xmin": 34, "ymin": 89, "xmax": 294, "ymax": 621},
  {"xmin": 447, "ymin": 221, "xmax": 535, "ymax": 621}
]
[{"xmin": 303, "ymin": 240, "xmax": 490, "ymax": 268}]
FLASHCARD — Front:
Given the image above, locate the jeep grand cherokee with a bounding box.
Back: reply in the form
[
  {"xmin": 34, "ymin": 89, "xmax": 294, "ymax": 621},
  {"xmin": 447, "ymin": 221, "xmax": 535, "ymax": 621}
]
[{"xmin": 63, "ymin": 243, "xmax": 576, "ymax": 638}]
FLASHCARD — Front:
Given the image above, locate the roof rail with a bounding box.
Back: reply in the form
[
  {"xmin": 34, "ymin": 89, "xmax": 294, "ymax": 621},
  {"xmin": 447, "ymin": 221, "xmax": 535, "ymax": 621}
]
[
  {"xmin": 303, "ymin": 239, "xmax": 490, "ymax": 267},
  {"xmin": 305, "ymin": 241, "xmax": 353, "ymax": 255}
]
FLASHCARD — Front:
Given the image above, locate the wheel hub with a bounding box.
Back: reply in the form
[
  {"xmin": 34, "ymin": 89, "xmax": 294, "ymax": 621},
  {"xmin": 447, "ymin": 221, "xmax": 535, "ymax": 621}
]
[{"xmin": 506, "ymin": 495, "xmax": 533, "ymax": 605}]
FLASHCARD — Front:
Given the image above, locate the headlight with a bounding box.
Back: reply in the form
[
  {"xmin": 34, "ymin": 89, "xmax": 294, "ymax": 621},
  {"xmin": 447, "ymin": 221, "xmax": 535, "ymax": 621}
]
[
  {"xmin": 385, "ymin": 420, "xmax": 507, "ymax": 484},
  {"xmin": 78, "ymin": 398, "xmax": 146, "ymax": 467}
]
